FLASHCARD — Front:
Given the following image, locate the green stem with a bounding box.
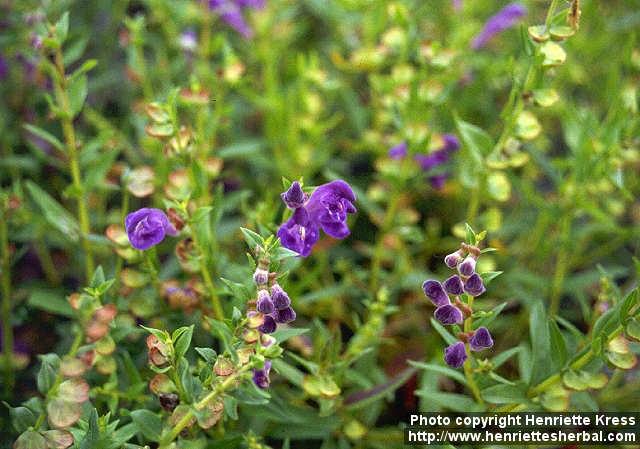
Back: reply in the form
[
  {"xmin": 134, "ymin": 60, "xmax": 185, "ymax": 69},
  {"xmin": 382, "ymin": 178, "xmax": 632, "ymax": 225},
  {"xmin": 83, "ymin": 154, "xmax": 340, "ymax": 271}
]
[
  {"xmin": 158, "ymin": 363, "xmax": 253, "ymax": 448},
  {"xmin": 462, "ymin": 295, "xmax": 484, "ymax": 406},
  {"xmin": 370, "ymin": 191, "xmax": 401, "ymax": 294},
  {"xmin": 1, "ymin": 212, "xmax": 14, "ymax": 391},
  {"xmin": 53, "ymin": 48, "xmax": 94, "ymax": 281},
  {"xmin": 189, "ymin": 225, "xmax": 223, "ymax": 320},
  {"xmin": 465, "ymin": 184, "xmax": 481, "ymax": 224},
  {"xmin": 549, "ymin": 213, "xmax": 572, "ymax": 318}
]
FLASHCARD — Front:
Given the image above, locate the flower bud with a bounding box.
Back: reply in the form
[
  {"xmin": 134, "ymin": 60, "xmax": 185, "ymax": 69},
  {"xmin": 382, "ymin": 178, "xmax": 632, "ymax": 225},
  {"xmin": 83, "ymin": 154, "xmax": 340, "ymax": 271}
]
[
  {"xmin": 458, "ymin": 255, "xmax": 476, "ymax": 276},
  {"xmin": 256, "ymin": 290, "xmax": 275, "ymax": 314},
  {"xmin": 252, "ymin": 360, "xmax": 272, "ymax": 389},
  {"xmin": 159, "ymin": 393, "xmax": 180, "ymax": 412},
  {"xmin": 469, "ymin": 327, "xmax": 494, "ymax": 351},
  {"xmin": 444, "ymin": 341, "xmax": 467, "ymax": 368},
  {"xmin": 443, "ymin": 275, "xmax": 464, "ymax": 295},
  {"xmin": 422, "ymin": 280, "xmax": 450, "ymax": 307},
  {"xmin": 214, "ymin": 357, "xmax": 234, "ymax": 376},
  {"xmin": 444, "ymin": 250, "xmax": 463, "ymax": 268},
  {"xmin": 274, "ymin": 306, "xmax": 296, "ymax": 324},
  {"xmin": 258, "ymin": 315, "xmax": 277, "ymax": 334},
  {"xmin": 281, "ymin": 181, "xmax": 306, "ymax": 209},
  {"xmin": 434, "ymin": 304, "xmax": 464, "ymax": 325},
  {"xmin": 253, "ymin": 268, "xmax": 269, "ymax": 286},
  {"xmin": 270, "ymin": 283, "xmax": 291, "ymax": 310},
  {"xmin": 463, "ymin": 273, "xmax": 486, "ymax": 297}
]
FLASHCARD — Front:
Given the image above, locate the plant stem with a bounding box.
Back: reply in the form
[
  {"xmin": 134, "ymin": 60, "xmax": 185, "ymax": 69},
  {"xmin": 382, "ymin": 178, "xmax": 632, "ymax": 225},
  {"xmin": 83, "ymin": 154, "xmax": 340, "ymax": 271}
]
[
  {"xmin": 53, "ymin": 48, "xmax": 94, "ymax": 281},
  {"xmin": 158, "ymin": 363, "xmax": 253, "ymax": 448},
  {"xmin": 462, "ymin": 295, "xmax": 484, "ymax": 405},
  {"xmin": 189, "ymin": 224, "xmax": 223, "ymax": 320},
  {"xmin": 370, "ymin": 190, "xmax": 401, "ymax": 294},
  {"xmin": 0, "ymin": 212, "xmax": 14, "ymax": 391},
  {"xmin": 549, "ymin": 213, "xmax": 572, "ymax": 318}
]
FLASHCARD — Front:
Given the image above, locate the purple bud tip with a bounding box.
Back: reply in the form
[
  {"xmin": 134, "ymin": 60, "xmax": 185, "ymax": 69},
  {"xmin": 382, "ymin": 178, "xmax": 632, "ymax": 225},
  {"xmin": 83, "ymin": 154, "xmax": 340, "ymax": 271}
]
[
  {"xmin": 429, "ymin": 174, "xmax": 448, "ymax": 190},
  {"xmin": 444, "ymin": 250, "xmax": 462, "ymax": 268},
  {"xmin": 273, "ymin": 306, "xmax": 296, "ymax": 324},
  {"xmin": 434, "ymin": 304, "xmax": 464, "ymax": 325},
  {"xmin": 422, "ymin": 280, "xmax": 451, "ymax": 307},
  {"xmin": 469, "ymin": 327, "xmax": 494, "ymax": 351},
  {"xmin": 443, "ymin": 275, "xmax": 464, "ymax": 296},
  {"xmin": 258, "ymin": 315, "xmax": 277, "ymax": 334},
  {"xmin": 471, "ymin": 2, "xmax": 527, "ymax": 50},
  {"xmin": 442, "ymin": 134, "xmax": 460, "ymax": 153},
  {"xmin": 256, "ymin": 290, "xmax": 275, "ymax": 314},
  {"xmin": 270, "ymin": 284, "xmax": 291, "ymax": 310},
  {"xmin": 253, "ymin": 268, "xmax": 269, "ymax": 286},
  {"xmin": 444, "ymin": 341, "xmax": 467, "ymax": 368},
  {"xmin": 388, "ymin": 142, "xmax": 408, "ymax": 160},
  {"xmin": 463, "ymin": 273, "xmax": 486, "ymax": 297},
  {"xmin": 281, "ymin": 181, "xmax": 306, "ymax": 209},
  {"xmin": 125, "ymin": 208, "xmax": 178, "ymax": 251},
  {"xmin": 458, "ymin": 256, "xmax": 476, "ymax": 277}
]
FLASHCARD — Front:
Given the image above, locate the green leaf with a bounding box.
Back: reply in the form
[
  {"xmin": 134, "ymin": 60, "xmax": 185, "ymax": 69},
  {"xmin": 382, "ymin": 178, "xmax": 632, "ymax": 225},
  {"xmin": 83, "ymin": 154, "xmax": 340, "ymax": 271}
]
[
  {"xmin": 408, "ymin": 360, "xmax": 468, "ymax": 386},
  {"xmin": 272, "ymin": 327, "xmax": 309, "ymax": 344},
  {"xmin": 79, "ymin": 409, "xmax": 100, "ymax": 449},
  {"xmin": 491, "ymin": 346, "xmax": 521, "ymax": 369},
  {"xmin": 548, "ymin": 320, "xmax": 568, "ymax": 369},
  {"xmin": 55, "ymin": 12, "xmax": 69, "ymax": 44},
  {"xmin": 481, "ymin": 383, "xmax": 527, "ymax": 404},
  {"xmin": 37, "ymin": 354, "xmax": 60, "ymax": 394},
  {"xmin": 69, "ymin": 59, "xmax": 97, "ymax": 81},
  {"xmin": 25, "ymin": 181, "xmax": 80, "ymax": 241},
  {"xmin": 455, "ymin": 117, "xmax": 492, "ymax": 160},
  {"xmin": 529, "ymin": 302, "xmax": 554, "ymax": 385},
  {"xmin": 28, "ymin": 289, "xmax": 73, "ymax": 317},
  {"xmin": 344, "ymin": 367, "xmax": 417, "ymax": 410},
  {"xmin": 130, "ymin": 410, "xmax": 162, "ymax": 442},
  {"xmin": 206, "ymin": 318, "xmax": 234, "ymax": 358},
  {"xmin": 23, "ymin": 124, "xmax": 65, "ymax": 153},
  {"xmin": 173, "ymin": 325, "xmax": 194, "ymax": 359},
  {"xmin": 473, "ymin": 302, "xmax": 508, "ymax": 329},
  {"xmin": 240, "ymin": 227, "xmax": 264, "ymax": 250},
  {"xmin": 415, "ymin": 390, "xmax": 483, "ymax": 412},
  {"xmin": 195, "ymin": 347, "xmax": 217, "ymax": 364},
  {"xmin": 430, "ymin": 318, "xmax": 458, "ymax": 345},
  {"xmin": 13, "ymin": 430, "xmax": 46, "ymax": 449},
  {"xmin": 3, "ymin": 404, "xmax": 37, "ymax": 432},
  {"xmin": 68, "ymin": 75, "xmax": 88, "ymax": 118}
]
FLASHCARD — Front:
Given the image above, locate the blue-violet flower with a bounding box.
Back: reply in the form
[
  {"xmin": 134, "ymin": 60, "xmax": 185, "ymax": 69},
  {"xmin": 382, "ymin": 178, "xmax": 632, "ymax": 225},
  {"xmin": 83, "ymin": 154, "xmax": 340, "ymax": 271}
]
[
  {"xmin": 434, "ymin": 304, "xmax": 464, "ymax": 325},
  {"xmin": 471, "ymin": 3, "xmax": 527, "ymax": 50},
  {"xmin": 469, "ymin": 327, "xmax": 494, "ymax": 351},
  {"xmin": 444, "ymin": 341, "xmax": 467, "ymax": 368},
  {"xmin": 125, "ymin": 208, "xmax": 177, "ymax": 250}
]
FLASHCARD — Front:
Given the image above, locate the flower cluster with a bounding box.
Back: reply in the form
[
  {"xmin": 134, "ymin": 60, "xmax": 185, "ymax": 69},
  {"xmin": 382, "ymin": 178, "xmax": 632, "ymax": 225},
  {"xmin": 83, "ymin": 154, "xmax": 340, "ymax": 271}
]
[
  {"xmin": 207, "ymin": 0, "xmax": 265, "ymax": 39},
  {"xmin": 388, "ymin": 134, "xmax": 460, "ymax": 190},
  {"xmin": 277, "ymin": 180, "xmax": 357, "ymax": 257},
  {"xmin": 471, "ymin": 2, "xmax": 527, "ymax": 50},
  {"xmin": 248, "ymin": 261, "xmax": 296, "ymax": 388},
  {"xmin": 422, "ymin": 243, "xmax": 494, "ymax": 368}
]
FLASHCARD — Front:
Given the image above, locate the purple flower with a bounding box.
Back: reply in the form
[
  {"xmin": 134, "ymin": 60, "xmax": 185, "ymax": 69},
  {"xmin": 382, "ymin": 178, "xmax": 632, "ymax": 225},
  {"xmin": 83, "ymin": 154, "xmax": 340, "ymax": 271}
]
[
  {"xmin": 429, "ymin": 174, "xmax": 448, "ymax": 190},
  {"xmin": 444, "ymin": 341, "xmax": 467, "ymax": 368},
  {"xmin": 277, "ymin": 180, "xmax": 356, "ymax": 257},
  {"xmin": 458, "ymin": 255, "xmax": 476, "ymax": 276},
  {"xmin": 258, "ymin": 315, "xmax": 277, "ymax": 334},
  {"xmin": 471, "ymin": 3, "xmax": 527, "ymax": 50},
  {"xmin": 179, "ymin": 29, "xmax": 198, "ymax": 52},
  {"xmin": 252, "ymin": 360, "xmax": 271, "ymax": 388},
  {"xmin": 270, "ymin": 283, "xmax": 291, "ymax": 310},
  {"xmin": 305, "ymin": 180, "xmax": 357, "ymax": 239},
  {"xmin": 256, "ymin": 289, "xmax": 275, "ymax": 314},
  {"xmin": 442, "ymin": 134, "xmax": 460, "ymax": 153},
  {"xmin": 443, "ymin": 275, "xmax": 464, "ymax": 296},
  {"xmin": 469, "ymin": 327, "xmax": 494, "ymax": 351},
  {"xmin": 208, "ymin": 0, "xmax": 264, "ymax": 38},
  {"xmin": 444, "ymin": 250, "xmax": 463, "ymax": 268},
  {"xmin": 277, "ymin": 208, "xmax": 320, "ymax": 257},
  {"xmin": 125, "ymin": 208, "xmax": 177, "ymax": 250},
  {"xmin": 414, "ymin": 150, "xmax": 449, "ymax": 171},
  {"xmin": 388, "ymin": 142, "xmax": 408, "ymax": 160},
  {"xmin": 273, "ymin": 306, "xmax": 296, "ymax": 324},
  {"xmin": 422, "ymin": 280, "xmax": 450, "ymax": 307},
  {"xmin": 434, "ymin": 304, "xmax": 464, "ymax": 325},
  {"xmin": 463, "ymin": 273, "xmax": 486, "ymax": 297},
  {"xmin": 281, "ymin": 181, "xmax": 306, "ymax": 209},
  {"xmin": 253, "ymin": 268, "xmax": 269, "ymax": 286}
]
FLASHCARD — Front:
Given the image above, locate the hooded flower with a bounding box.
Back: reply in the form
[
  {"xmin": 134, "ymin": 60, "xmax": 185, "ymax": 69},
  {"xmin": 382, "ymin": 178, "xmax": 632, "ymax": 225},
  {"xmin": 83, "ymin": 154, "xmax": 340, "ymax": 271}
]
[
  {"xmin": 281, "ymin": 181, "xmax": 306, "ymax": 209},
  {"xmin": 471, "ymin": 3, "xmax": 527, "ymax": 50},
  {"xmin": 444, "ymin": 341, "xmax": 467, "ymax": 368},
  {"xmin": 434, "ymin": 304, "xmax": 464, "ymax": 325},
  {"xmin": 463, "ymin": 273, "xmax": 486, "ymax": 297},
  {"xmin": 443, "ymin": 275, "xmax": 464, "ymax": 296},
  {"xmin": 252, "ymin": 360, "xmax": 271, "ymax": 388},
  {"xmin": 277, "ymin": 180, "xmax": 356, "ymax": 257},
  {"xmin": 414, "ymin": 134, "xmax": 460, "ymax": 171},
  {"xmin": 125, "ymin": 208, "xmax": 177, "ymax": 250},
  {"xmin": 276, "ymin": 208, "xmax": 320, "ymax": 257},
  {"xmin": 207, "ymin": 0, "xmax": 265, "ymax": 38},
  {"xmin": 422, "ymin": 280, "xmax": 450, "ymax": 307},
  {"xmin": 469, "ymin": 327, "xmax": 494, "ymax": 351}
]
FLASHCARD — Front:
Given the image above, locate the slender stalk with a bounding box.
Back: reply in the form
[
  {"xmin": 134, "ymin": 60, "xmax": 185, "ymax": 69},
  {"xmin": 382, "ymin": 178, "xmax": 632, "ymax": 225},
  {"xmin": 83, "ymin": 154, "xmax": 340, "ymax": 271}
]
[
  {"xmin": 52, "ymin": 48, "xmax": 94, "ymax": 281},
  {"xmin": 549, "ymin": 213, "xmax": 572, "ymax": 318},
  {"xmin": 370, "ymin": 190, "xmax": 401, "ymax": 294},
  {"xmin": 190, "ymin": 225, "xmax": 224, "ymax": 320},
  {"xmin": 1, "ymin": 212, "xmax": 14, "ymax": 391},
  {"xmin": 158, "ymin": 363, "xmax": 253, "ymax": 448},
  {"xmin": 462, "ymin": 295, "xmax": 484, "ymax": 405}
]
